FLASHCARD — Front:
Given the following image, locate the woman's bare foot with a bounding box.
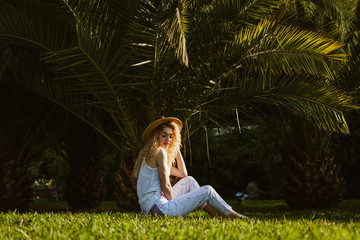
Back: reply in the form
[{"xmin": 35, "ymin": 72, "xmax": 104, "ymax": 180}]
[
  {"xmin": 229, "ymin": 210, "xmax": 248, "ymax": 219},
  {"xmin": 203, "ymin": 206, "xmax": 247, "ymax": 219}
]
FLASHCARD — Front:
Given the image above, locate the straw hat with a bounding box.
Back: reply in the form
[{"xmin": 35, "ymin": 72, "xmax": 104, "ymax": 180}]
[{"xmin": 142, "ymin": 117, "xmax": 183, "ymax": 143}]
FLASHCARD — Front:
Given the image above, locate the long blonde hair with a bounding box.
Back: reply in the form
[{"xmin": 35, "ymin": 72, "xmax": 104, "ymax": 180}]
[{"xmin": 133, "ymin": 121, "xmax": 181, "ymax": 178}]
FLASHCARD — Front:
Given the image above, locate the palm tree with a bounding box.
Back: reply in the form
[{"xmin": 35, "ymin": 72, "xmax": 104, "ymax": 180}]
[
  {"xmin": 271, "ymin": 0, "xmax": 359, "ymax": 209},
  {"xmin": 325, "ymin": 0, "xmax": 360, "ymax": 203},
  {"xmin": 0, "ymin": 0, "xmax": 355, "ymax": 209}
]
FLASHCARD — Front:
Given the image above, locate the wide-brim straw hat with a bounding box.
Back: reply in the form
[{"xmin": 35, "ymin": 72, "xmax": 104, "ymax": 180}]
[{"xmin": 142, "ymin": 117, "xmax": 183, "ymax": 143}]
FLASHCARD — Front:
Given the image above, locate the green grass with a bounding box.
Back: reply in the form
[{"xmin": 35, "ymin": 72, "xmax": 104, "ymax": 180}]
[{"xmin": 0, "ymin": 200, "xmax": 359, "ymax": 239}]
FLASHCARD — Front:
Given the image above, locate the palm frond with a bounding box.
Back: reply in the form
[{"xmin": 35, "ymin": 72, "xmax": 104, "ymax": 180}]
[
  {"xmin": 309, "ymin": 0, "xmax": 348, "ymax": 25},
  {"xmin": 0, "ymin": 0, "xmax": 132, "ymax": 151},
  {"xmin": 156, "ymin": 0, "xmax": 189, "ymax": 66},
  {"xmin": 187, "ymin": 0, "xmax": 281, "ymax": 56},
  {"xmin": 0, "ymin": 0, "xmax": 75, "ymax": 51},
  {"xmin": 200, "ymin": 0, "xmax": 281, "ymax": 24},
  {"xmin": 225, "ymin": 18, "xmax": 347, "ymax": 79},
  {"xmin": 211, "ymin": 72, "xmax": 353, "ymax": 133}
]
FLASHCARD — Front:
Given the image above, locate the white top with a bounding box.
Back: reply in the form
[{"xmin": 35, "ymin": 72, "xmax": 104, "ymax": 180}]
[{"xmin": 137, "ymin": 160, "xmax": 166, "ymax": 215}]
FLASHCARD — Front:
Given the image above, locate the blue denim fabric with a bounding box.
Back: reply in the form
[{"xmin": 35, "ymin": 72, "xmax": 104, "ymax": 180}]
[{"xmin": 157, "ymin": 177, "xmax": 232, "ymax": 217}]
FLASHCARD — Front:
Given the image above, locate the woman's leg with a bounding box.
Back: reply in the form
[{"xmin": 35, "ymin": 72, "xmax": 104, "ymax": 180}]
[
  {"xmin": 172, "ymin": 176, "xmax": 207, "ymax": 209},
  {"xmin": 170, "ymin": 177, "xmax": 247, "ymax": 218},
  {"xmin": 172, "ymin": 176, "xmax": 200, "ymax": 198},
  {"xmin": 203, "ymin": 204, "xmax": 220, "ymax": 217},
  {"xmin": 159, "ymin": 185, "xmax": 234, "ymax": 217}
]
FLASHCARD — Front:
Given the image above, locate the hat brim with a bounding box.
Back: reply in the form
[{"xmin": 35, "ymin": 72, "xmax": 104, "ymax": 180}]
[{"xmin": 142, "ymin": 117, "xmax": 183, "ymax": 143}]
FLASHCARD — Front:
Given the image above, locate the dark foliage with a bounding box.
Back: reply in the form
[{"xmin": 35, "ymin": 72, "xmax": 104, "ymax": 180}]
[
  {"xmin": 0, "ymin": 82, "xmax": 57, "ymax": 211},
  {"xmin": 331, "ymin": 111, "xmax": 360, "ymax": 199},
  {"xmin": 187, "ymin": 126, "xmax": 286, "ymax": 199},
  {"xmin": 63, "ymin": 120, "xmax": 107, "ymax": 210}
]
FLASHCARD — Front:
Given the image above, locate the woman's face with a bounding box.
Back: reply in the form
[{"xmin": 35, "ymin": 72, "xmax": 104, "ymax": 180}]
[{"xmin": 158, "ymin": 127, "xmax": 174, "ymax": 149}]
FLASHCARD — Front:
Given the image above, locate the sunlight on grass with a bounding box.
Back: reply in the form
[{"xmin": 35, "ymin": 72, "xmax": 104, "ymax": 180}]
[{"xmin": 1, "ymin": 200, "xmax": 358, "ymax": 239}]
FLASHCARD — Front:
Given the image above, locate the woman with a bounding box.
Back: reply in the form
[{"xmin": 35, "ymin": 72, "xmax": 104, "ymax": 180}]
[{"xmin": 134, "ymin": 117, "xmax": 247, "ymax": 218}]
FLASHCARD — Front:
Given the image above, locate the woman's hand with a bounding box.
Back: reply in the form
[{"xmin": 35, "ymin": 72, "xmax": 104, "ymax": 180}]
[
  {"xmin": 155, "ymin": 148, "xmax": 173, "ymax": 200},
  {"xmin": 170, "ymin": 149, "xmax": 188, "ymax": 178}
]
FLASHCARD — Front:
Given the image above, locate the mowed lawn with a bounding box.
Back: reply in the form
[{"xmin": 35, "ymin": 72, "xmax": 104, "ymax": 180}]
[{"xmin": 0, "ymin": 200, "xmax": 359, "ymax": 239}]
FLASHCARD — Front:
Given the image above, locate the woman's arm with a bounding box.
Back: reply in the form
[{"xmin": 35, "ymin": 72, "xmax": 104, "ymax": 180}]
[
  {"xmin": 170, "ymin": 149, "xmax": 188, "ymax": 178},
  {"xmin": 155, "ymin": 148, "xmax": 173, "ymax": 200}
]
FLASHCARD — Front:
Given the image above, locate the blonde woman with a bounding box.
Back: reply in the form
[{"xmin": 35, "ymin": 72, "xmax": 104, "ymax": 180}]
[{"xmin": 134, "ymin": 117, "xmax": 247, "ymax": 218}]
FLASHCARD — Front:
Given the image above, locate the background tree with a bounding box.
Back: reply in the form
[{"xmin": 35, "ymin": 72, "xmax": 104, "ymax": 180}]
[
  {"xmin": 252, "ymin": 0, "xmax": 358, "ymax": 209},
  {"xmin": 0, "ymin": 0, "xmax": 356, "ymax": 210},
  {"xmin": 186, "ymin": 124, "xmax": 286, "ymax": 200},
  {"xmin": 331, "ymin": 111, "xmax": 360, "ymax": 199},
  {"xmin": 28, "ymin": 148, "xmax": 70, "ymax": 201},
  {"xmin": 330, "ymin": 0, "xmax": 360, "ymax": 199}
]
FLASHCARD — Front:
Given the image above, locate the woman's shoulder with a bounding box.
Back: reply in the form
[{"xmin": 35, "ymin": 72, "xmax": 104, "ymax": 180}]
[
  {"xmin": 154, "ymin": 148, "xmax": 169, "ymax": 169},
  {"xmin": 154, "ymin": 147, "xmax": 167, "ymax": 157},
  {"xmin": 154, "ymin": 148, "xmax": 168, "ymax": 164}
]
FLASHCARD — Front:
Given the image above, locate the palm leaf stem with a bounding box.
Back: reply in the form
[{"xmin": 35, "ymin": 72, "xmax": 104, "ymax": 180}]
[
  {"xmin": 0, "ymin": 34, "xmax": 52, "ymax": 52},
  {"xmin": 16, "ymin": 81, "xmax": 122, "ymax": 151}
]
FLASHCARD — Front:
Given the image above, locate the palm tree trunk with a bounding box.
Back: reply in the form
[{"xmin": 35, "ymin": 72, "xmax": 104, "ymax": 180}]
[
  {"xmin": 65, "ymin": 164, "xmax": 107, "ymax": 210},
  {"xmin": 113, "ymin": 151, "xmax": 139, "ymax": 211},
  {"xmin": 63, "ymin": 123, "xmax": 107, "ymax": 210},
  {"xmin": 284, "ymin": 149, "xmax": 345, "ymax": 209},
  {"xmin": 0, "ymin": 150, "xmax": 34, "ymax": 211}
]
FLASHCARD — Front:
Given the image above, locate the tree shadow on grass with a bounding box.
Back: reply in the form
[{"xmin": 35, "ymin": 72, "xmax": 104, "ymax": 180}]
[
  {"xmin": 25, "ymin": 200, "xmax": 122, "ymax": 213},
  {"xmin": 232, "ymin": 199, "xmax": 360, "ymax": 222}
]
